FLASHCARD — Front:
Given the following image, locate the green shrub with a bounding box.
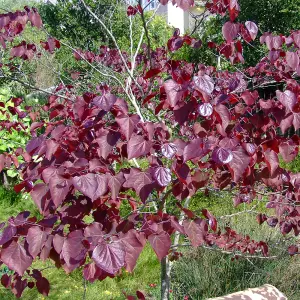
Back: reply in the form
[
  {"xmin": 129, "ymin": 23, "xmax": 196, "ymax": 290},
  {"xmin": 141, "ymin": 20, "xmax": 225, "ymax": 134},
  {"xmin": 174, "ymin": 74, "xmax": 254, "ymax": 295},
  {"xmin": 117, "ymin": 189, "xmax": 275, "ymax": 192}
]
[{"xmin": 171, "ymin": 214, "xmax": 299, "ymax": 299}]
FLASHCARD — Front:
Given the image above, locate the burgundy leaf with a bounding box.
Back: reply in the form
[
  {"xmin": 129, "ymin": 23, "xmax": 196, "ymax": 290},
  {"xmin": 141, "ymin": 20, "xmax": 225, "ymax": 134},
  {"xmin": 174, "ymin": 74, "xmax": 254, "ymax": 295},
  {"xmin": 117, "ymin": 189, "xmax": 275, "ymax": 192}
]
[
  {"xmin": 264, "ymin": 149, "xmax": 279, "ymax": 176},
  {"xmin": 120, "ymin": 230, "xmax": 146, "ymax": 272},
  {"xmin": 92, "ymin": 241, "xmax": 125, "ymax": 275},
  {"xmin": 84, "ymin": 222, "xmax": 104, "ymax": 248},
  {"xmin": 148, "ymin": 231, "xmax": 171, "ymax": 261},
  {"xmin": 153, "ymin": 167, "xmax": 172, "ymax": 186},
  {"xmin": 127, "ymin": 135, "xmax": 152, "ymax": 160},
  {"xmin": 194, "ymin": 74, "xmax": 214, "ymax": 95},
  {"xmin": 0, "ymin": 225, "xmax": 17, "ymax": 245},
  {"xmin": 228, "ymin": 147, "xmax": 251, "ymax": 182},
  {"xmin": 183, "ymin": 219, "xmax": 208, "ymax": 247},
  {"xmin": 83, "ymin": 262, "xmax": 102, "ymax": 283},
  {"xmin": 161, "ymin": 143, "xmax": 178, "ymax": 159},
  {"xmin": 144, "ymin": 68, "xmax": 161, "ymax": 79},
  {"xmin": 174, "ymin": 0, "xmax": 194, "ymax": 10},
  {"xmin": 198, "ymin": 103, "xmax": 213, "ymax": 116},
  {"xmin": 26, "ymin": 226, "xmax": 48, "ymax": 258},
  {"xmin": 245, "ymin": 21, "xmax": 258, "ymax": 40},
  {"xmin": 93, "ymin": 93, "xmax": 117, "ymax": 111},
  {"xmin": 73, "ymin": 173, "xmax": 108, "ymax": 201},
  {"xmin": 61, "ymin": 230, "xmax": 87, "ymax": 273},
  {"xmin": 108, "ymin": 172, "xmax": 125, "ymax": 200},
  {"xmin": 286, "ymin": 51, "xmax": 299, "ymax": 70},
  {"xmin": 123, "ymin": 169, "xmax": 154, "ymax": 202},
  {"xmin": 36, "ymin": 277, "xmax": 50, "ymax": 296},
  {"xmin": 212, "ymin": 147, "xmax": 233, "ymax": 164},
  {"xmin": 1, "ymin": 241, "xmax": 33, "ymax": 276},
  {"xmin": 183, "ymin": 138, "xmax": 207, "ymax": 162},
  {"xmin": 49, "ymin": 175, "xmax": 71, "ymax": 207},
  {"xmin": 222, "ymin": 22, "xmax": 240, "ymax": 42},
  {"xmin": 277, "ymin": 90, "xmax": 297, "ymax": 111},
  {"xmin": 116, "ymin": 114, "xmax": 140, "ymax": 140},
  {"xmin": 164, "ymin": 79, "xmax": 184, "ymax": 107},
  {"xmin": 95, "ymin": 129, "xmax": 120, "ymax": 159}
]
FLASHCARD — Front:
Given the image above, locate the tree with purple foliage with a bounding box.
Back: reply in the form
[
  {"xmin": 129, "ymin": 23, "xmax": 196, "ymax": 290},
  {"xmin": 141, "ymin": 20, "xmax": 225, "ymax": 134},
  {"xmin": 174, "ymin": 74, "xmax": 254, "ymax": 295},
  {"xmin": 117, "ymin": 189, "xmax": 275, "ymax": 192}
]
[{"xmin": 0, "ymin": 1, "xmax": 300, "ymax": 299}]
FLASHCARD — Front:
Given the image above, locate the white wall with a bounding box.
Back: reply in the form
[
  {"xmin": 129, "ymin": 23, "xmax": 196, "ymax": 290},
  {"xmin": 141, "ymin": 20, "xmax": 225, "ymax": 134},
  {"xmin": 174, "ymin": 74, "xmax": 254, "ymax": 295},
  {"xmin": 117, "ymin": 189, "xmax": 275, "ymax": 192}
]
[{"xmin": 167, "ymin": 3, "xmax": 189, "ymax": 35}]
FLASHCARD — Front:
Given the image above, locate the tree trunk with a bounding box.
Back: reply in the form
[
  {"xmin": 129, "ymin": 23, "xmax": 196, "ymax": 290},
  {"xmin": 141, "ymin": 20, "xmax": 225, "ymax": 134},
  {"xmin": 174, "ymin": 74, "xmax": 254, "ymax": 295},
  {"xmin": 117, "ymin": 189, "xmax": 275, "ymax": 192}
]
[{"xmin": 161, "ymin": 256, "xmax": 171, "ymax": 300}]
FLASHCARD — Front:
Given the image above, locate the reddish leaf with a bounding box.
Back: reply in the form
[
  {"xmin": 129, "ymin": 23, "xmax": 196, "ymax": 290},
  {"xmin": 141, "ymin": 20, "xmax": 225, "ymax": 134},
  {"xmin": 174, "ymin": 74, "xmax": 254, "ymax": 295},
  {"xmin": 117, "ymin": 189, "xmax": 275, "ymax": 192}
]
[
  {"xmin": 148, "ymin": 232, "xmax": 171, "ymax": 261},
  {"xmin": 49, "ymin": 175, "xmax": 71, "ymax": 207},
  {"xmin": 245, "ymin": 21, "xmax": 258, "ymax": 40},
  {"xmin": 286, "ymin": 51, "xmax": 299, "ymax": 70},
  {"xmin": 61, "ymin": 230, "xmax": 87, "ymax": 272},
  {"xmin": 183, "ymin": 219, "xmax": 208, "ymax": 247},
  {"xmin": 120, "ymin": 230, "xmax": 146, "ymax": 272},
  {"xmin": 123, "ymin": 169, "xmax": 155, "ymax": 202},
  {"xmin": 264, "ymin": 149, "xmax": 279, "ymax": 176},
  {"xmin": 161, "ymin": 143, "xmax": 178, "ymax": 159},
  {"xmin": 92, "ymin": 241, "xmax": 125, "ymax": 275},
  {"xmin": 73, "ymin": 173, "xmax": 108, "ymax": 201},
  {"xmin": 212, "ymin": 147, "xmax": 233, "ymax": 164},
  {"xmin": 95, "ymin": 129, "xmax": 120, "ymax": 159},
  {"xmin": 144, "ymin": 68, "xmax": 161, "ymax": 79},
  {"xmin": 116, "ymin": 114, "xmax": 140, "ymax": 140},
  {"xmin": 153, "ymin": 167, "xmax": 172, "ymax": 186},
  {"xmin": 127, "ymin": 135, "xmax": 152, "ymax": 160},
  {"xmin": 36, "ymin": 277, "xmax": 50, "ymax": 296},
  {"xmin": 0, "ymin": 225, "xmax": 17, "ymax": 245},
  {"xmin": 108, "ymin": 172, "xmax": 125, "ymax": 200},
  {"xmin": 228, "ymin": 147, "xmax": 251, "ymax": 182},
  {"xmin": 26, "ymin": 226, "xmax": 48, "ymax": 258},
  {"xmin": 222, "ymin": 22, "xmax": 240, "ymax": 42},
  {"xmin": 164, "ymin": 80, "xmax": 184, "ymax": 107},
  {"xmin": 198, "ymin": 103, "xmax": 213, "ymax": 116},
  {"xmin": 83, "ymin": 262, "xmax": 102, "ymax": 283},
  {"xmin": 1, "ymin": 241, "xmax": 33, "ymax": 276},
  {"xmin": 194, "ymin": 74, "xmax": 214, "ymax": 95},
  {"xmin": 93, "ymin": 93, "xmax": 117, "ymax": 111}
]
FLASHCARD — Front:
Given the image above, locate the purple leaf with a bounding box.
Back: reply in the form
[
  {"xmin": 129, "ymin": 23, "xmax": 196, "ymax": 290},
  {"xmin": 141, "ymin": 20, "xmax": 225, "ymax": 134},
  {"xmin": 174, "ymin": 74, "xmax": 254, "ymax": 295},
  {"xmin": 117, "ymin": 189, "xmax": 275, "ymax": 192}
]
[
  {"xmin": 92, "ymin": 241, "xmax": 125, "ymax": 275},
  {"xmin": 108, "ymin": 172, "xmax": 125, "ymax": 200},
  {"xmin": 83, "ymin": 262, "xmax": 102, "ymax": 283},
  {"xmin": 127, "ymin": 135, "xmax": 152, "ymax": 160},
  {"xmin": 212, "ymin": 147, "xmax": 233, "ymax": 164},
  {"xmin": 84, "ymin": 222, "xmax": 104, "ymax": 248},
  {"xmin": 183, "ymin": 138, "xmax": 209, "ymax": 162},
  {"xmin": 120, "ymin": 230, "xmax": 146, "ymax": 272},
  {"xmin": 36, "ymin": 277, "xmax": 50, "ymax": 296},
  {"xmin": 276, "ymin": 90, "xmax": 297, "ymax": 112},
  {"xmin": 183, "ymin": 218, "xmax": 208, "ymax": 247},
  {"xmin": 26, "ymin": 226, "xmax": 48, "ymax": 258},
  {"xmin": 222, "ymin": 21, "xmax": 240, "ymax": 42},
  {"xmin": 164, "ymin": 79, "xmax": 184, "ymax": 107},
  {"xmin": 73, "ymin": 173, "xmax": 108, "ymax": 201},
  {"xmin": 153, "ymin": 167, "xmax": 172, "ymax": 186},
  {"xmin": 93, "ymin": 93, "xmax": 117, "ymax": 111},
  {"xmin": 1, "ymin": 240, "xmax": 33, "ymax": 276},
  {"xmin": 0, "ymin": 225, "xmax": 17, "ymax": 245},
  {"xmin": 49, "ymin": 175, "xmax": 71, "ymax": 208},
  {"xmin": 116, "ymin": 114, "xmax": 140, "ymax": 140},
  {"xmin": 148, "ymin": 231, "xmax": 171, "ymax": 261},
  {"xmin": 198, "ymin": 103, "xmax": 213, "ymax": 117},
  {"xmin": 286, "ymin": 51, "xmax": 299, "ymax": 70},
  {"xmin": 228, "ymin": 146, "xmax": 251, "ymax": 182},
  {"xmin": 95, "ymin": 129, "xmax": 120, "ymax": 159},
  {"xmin": 194, "ymin": 75, "xmax": 214, "ymax": 95},
  {"xmin": 61, "ymin": 230, "xmax": 87, "ymax": 272},
  {"xmin": 264, "ymin": 149, "xmax": 279, "ymax": 176},
  {"xmin": 123, "ymin": 169, "xmax": 155, "ymax": 202},
  {"xmin": 161, "ymin": 143, "xmax": 178, "ymax": 159},
  {"xmin": 245, "ymin": 21, "xmax": 258, "ymax": 40}
]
